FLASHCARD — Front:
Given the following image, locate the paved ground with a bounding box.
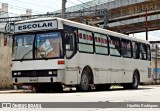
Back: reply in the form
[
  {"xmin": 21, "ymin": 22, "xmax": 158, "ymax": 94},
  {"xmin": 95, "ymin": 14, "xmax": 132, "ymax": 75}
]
[{"xmin": 0, "ymin": 85, "xmax": 160, "ymax": 111}]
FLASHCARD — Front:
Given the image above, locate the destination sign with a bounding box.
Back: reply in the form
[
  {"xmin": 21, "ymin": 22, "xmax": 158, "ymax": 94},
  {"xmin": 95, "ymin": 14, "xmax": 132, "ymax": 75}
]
[{"xmin": 15, "ymin": 20, "xmax": 58, "ymax": 33}]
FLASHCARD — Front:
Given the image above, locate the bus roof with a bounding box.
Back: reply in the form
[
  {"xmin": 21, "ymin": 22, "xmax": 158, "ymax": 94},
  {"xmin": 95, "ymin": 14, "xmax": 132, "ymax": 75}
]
[{"xmin": 15, "ymin": 17, "xmax": 149, "ymax": 44}]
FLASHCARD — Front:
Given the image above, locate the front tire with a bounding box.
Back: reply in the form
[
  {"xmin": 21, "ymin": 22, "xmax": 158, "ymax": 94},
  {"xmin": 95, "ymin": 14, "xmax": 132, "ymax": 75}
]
[{"xmin": 77, "ymin": 70, "xmax": 90, "ymax": 92}]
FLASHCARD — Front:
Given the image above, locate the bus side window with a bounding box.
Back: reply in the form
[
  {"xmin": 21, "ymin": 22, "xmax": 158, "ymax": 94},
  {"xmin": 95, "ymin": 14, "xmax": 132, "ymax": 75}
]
[
  {"xmin": 65, "ymin": 32, "xmax": 76, "ymax": 59},
  {"xmin": 147, "ymin": 45, "xmax": 151, "ymax": 61},
  {"xmin": 94, "ymin": 33, "xmax": 108, "ymax": 55},
  {"xmin": 121, "ymin": 39, "xmax": 132, "ymax": 58},
  {"xmin": 109, "ymin": 36, "xmax": 121, "ymax": 56},
  {"xmin": 140, "ymin": 43, "xmax": 147, "ymax": 60},
  {"xmin": 78, "ymin": 29, "xmax": 93, "ymax": 53},
  {"xmin": 132, "ymin": 41, "xmax": 140, "ymax": 59}
]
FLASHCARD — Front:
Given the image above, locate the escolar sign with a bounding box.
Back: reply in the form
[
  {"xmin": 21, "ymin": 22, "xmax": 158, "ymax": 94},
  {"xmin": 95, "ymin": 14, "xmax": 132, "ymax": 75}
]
[{"xmin": 15, "ymin": 20, "xmax": 58, "ymax": 33}]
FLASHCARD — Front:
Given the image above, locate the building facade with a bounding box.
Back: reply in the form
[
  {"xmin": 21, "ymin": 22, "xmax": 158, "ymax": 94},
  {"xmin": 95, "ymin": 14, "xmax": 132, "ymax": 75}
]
[{"xmin": 0, "ymin": 3, "xmax": 9, "ymax": 29}]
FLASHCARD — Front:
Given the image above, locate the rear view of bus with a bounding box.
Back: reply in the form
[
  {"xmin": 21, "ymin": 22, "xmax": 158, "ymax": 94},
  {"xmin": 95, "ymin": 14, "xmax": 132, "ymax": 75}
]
[{"xmin": 12, "ymin": 18, "xmax": 65, "ymax": 92}]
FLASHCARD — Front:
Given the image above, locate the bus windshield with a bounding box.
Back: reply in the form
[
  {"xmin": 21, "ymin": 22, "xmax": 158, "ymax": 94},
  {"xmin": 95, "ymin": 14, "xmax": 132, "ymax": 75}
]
[{"xmin": 13, "ymin": 32, "xmax": 62, "ymax": 60}]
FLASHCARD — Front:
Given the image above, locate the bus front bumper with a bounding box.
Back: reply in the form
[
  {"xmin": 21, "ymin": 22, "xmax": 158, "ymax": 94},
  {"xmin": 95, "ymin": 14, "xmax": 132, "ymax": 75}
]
[{"xmin": 12, "ymin": 69, "xmax": 65, "ymax": 84}]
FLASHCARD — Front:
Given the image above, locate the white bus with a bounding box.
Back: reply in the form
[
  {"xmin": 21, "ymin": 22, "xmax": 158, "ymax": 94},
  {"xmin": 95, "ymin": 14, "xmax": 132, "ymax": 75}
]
[{"xmin": 12, "ymin": 17, "xmax": 151, "ymax": 92}]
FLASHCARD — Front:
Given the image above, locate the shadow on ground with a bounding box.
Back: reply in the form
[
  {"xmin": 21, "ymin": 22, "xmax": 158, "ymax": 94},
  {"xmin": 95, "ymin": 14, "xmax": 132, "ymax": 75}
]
[{"xmin": 8, "ymin": 85, "xmax": 153, "ymax": 94}]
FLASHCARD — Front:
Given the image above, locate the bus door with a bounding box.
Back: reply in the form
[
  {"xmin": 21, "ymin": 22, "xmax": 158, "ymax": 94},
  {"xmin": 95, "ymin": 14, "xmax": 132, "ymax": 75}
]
[{"xmin": 64, "ymin": 31, "xmax": 78, "ymax": 85}]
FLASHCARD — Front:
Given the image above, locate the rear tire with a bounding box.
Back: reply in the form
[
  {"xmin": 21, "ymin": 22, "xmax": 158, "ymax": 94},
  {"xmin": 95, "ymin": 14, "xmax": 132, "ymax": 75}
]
[
  {"xmin": 131, "ymin": 72, "xmax": 139, "ymax": 89},
  {"xmin": 123, "ymin": 71, "xmax": 139, "ymax": 89}
]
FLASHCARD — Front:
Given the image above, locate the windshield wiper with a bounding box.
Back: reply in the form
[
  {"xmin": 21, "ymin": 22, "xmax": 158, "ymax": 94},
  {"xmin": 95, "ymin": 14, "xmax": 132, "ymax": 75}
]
[{"xmin": 20, "ymin": 50, "xmax": 33, "ymax": 62}]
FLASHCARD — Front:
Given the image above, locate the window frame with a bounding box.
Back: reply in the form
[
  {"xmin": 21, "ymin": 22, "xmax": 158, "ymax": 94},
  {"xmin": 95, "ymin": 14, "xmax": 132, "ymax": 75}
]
[
  {"xmin": 140, "ymin": 43, "xmax": 147, "ymax": 60},
  {"xmin": 147, "ymin": 44, "xmax": 151, "ymax": 61},
  {"xmin": 12, "ymin": 30, "xmax": 65, "ymax": 61},
  {"xmin": 94, "ymin": 32, "xmax": 109, "ymax": 55},
  {"xmin": 108, "ymin": 35, "xmax": 121, "ymax": 57},
  {"xmin": 121, "ymin": 39, "xmax": 132, "ymax": 58},
  {"xmin": 78, "ymin": 29, "xmax": 94, "ymax": 54},
  {"xmin": 132, "ymin": 41, "xmax": 140, "ymax": 59},
  {"xmin": 64, "ymin": 31, "xmax": 77, "ymax": 59}
]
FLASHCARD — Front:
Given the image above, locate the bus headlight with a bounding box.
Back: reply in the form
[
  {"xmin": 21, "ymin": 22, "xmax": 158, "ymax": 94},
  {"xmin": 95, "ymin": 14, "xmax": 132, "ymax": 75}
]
[
  {"xmin": 18, "ymin": 72, "xmax": 21, "ymax": 75},
  {"xmin": 48, "ymin": 70, "xmax": 57, "ymax": 75},
  {"xmin": 53, "ymin": 71, "xmax": 57, "ymax": 75},
  {"xmin": 48, "ymin": 71, "xmax": 53, "ymax": 75}
]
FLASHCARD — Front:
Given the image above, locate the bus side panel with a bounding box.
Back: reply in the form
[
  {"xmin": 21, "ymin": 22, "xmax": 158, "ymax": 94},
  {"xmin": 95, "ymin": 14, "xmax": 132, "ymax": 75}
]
[
  {"xmin": 122, "ymin": 58, "xmax": 134, "ymax": 83},
  {"xmin": 64, "ymin": 53, "xmax": 150, "ymax": 85},
  {"xmin": 122, "ymin": 58, "xmax": 150, "ymax": 83},
  {"xmin": 110, "ymin": 56, "xmax": 123, "ymax": 83},
  {"xmin": 94, "ymin": 55, "xmax": 111, "ymax": 84},
  {"xmin": 77, "ymin": 53, "xmax": 96, "ymax": 83},
  {"xmin": 137, "ymin": 60, "xmax": 150, "ymax": 83},
  {"xmin": 65, "ymin": 70, "xmax": 79, "ymax": 85},
  {"xmin": 77, "ymin": 53, "xmax": 111, "ymax": 84},
  {"xmin": 64, "ymin": 53, "xmax": 79, "ymax": 85}
]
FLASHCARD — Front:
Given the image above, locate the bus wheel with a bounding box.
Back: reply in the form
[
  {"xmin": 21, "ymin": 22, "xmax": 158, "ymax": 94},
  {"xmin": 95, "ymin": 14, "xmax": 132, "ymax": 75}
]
[
  {"xmin": 77, "ymin": 70, "xmax": 90, "ymax": 92},
  {"xmin": 123, "ymin": 72, "xmax": 139, "ymax": 89},
  {"xmin": 131, "ymin": 72, "xmax": 139, "ymax": 89},
  {"xmin": 96, "ymin": 84, "xmax": 111, "ymax": 91}
]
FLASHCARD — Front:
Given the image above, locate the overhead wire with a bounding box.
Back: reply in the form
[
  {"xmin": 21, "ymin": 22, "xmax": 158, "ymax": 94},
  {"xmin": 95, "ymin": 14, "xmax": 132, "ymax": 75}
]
[
  {"xmin": 1, "ymin": 0, "xmax": 160, "ymax": 40},
  {"xmin": 0, "ymin": 11, "xmax": 20, "ymax": 16},
  {"xmin": 67, "ymin": 0, "xmax": 78, "ymax": 6},
  {"xmin": 0, "ymin": 2, "xmax": 44, "ymax": 14},
  {"xmin": 74, "ymin": 0, "xmax": 92, "ymax": 8},
  {"xmin": 67, "ymin": 0, "xmax": 92, "ymax": 10},
  {"xmin": 67, "ymin": 0, "xmax": 129, "ymax": 31},
  {"xmin": 13, "ymin": 0, "xmax": 56, "ymax": 10}
]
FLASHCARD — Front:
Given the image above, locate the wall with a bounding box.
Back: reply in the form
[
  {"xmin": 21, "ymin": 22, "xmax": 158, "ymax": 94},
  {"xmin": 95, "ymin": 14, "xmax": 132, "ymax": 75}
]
[
  {"xmin": 0, "ymin": 32, "xmax": 13, "ymax": 89},
  {"xmin": 151, "ymin": 58, "xmax": 160, "ymax": 84}
]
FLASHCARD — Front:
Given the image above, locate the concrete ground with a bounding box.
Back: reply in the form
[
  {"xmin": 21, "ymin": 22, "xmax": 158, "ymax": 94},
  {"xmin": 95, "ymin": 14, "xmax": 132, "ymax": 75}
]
[{"xmin": 0, "ymin": 85, "xmax": 160, "ymax": 111}]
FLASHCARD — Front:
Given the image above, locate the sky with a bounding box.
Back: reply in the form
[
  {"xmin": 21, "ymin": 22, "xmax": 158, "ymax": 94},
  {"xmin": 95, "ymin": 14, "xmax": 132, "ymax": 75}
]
[
  {"xmin": 129, "ymin": 31, "xmax": 160, "ymax": 41},
  {"xmin": 0, "ymin": 0, "xmax": 160, "ymax": 41},
  {"xmin": 0, "ymin": 0, "xmax": 92, "ymax": 15}
]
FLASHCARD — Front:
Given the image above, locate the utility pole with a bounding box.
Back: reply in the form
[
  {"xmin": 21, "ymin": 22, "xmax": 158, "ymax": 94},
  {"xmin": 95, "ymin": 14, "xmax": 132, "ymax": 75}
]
[
  {"xmin": 80, "ymin": 10, "xmax": 83, "ymax": 23},
  {"xmin": 103, "ymin": 8, "xmax": 109, "ymax": 29},
  {"xmin": 145, "ymin": 9, "xmax": 148, "ymax": 41},
  {"xmin": 62, "ymin": 0, "xmax": 66, "ymax": 18},
  {"xmin": 155, "ymin": 43, "xmax": 158, "ymax": 84}
]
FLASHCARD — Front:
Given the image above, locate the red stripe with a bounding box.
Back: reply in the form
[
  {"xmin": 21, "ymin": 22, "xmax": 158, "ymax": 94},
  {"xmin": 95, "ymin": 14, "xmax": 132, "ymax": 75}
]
[
  {"xmin": 95, "ymin": 37, "xmax": 97, "ymax": 42},
  {"xmin": 79, "ymin": 33, "xmax": 82, "ymax": 39},
  {"xmin": 98, "ymin": 38, "xmax": 100, "ymax": 42}
]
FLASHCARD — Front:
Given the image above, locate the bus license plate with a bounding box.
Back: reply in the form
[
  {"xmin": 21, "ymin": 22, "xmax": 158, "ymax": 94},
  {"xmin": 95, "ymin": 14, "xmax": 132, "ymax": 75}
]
[{"xmin": 29, "ymin": 77, "xmax": 38, "ymax": 82}]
